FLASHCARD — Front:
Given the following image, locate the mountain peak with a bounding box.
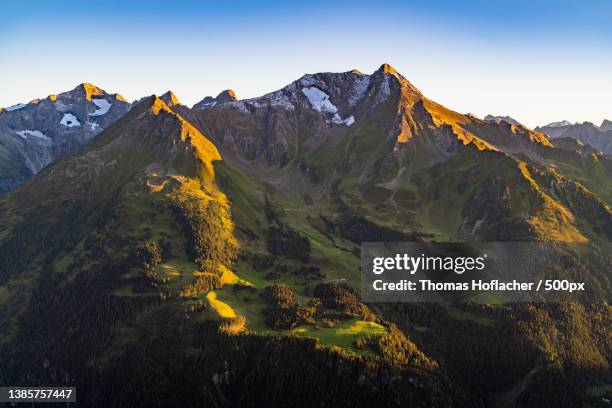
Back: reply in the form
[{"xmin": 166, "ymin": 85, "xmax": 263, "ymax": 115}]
[
  {"xmin": 144, "ymin": 95, "xmax": 173, "ymax": 115},
  {"xmin": 216, "ymin": 89, "xmax": 237, "ymax": 102},
  {"xmin": 600, "ymin": 119, "xmax": 612, "ymax": 131},
  {"xmin": 378, "ymin": 63, "xmax": 399, "ymax": 75},
  {"xmin": 375, "ymin": 63, "xmax": 405, "ymax": 83},
  {"xmin": 124, "ymin": 95, "xmax": 173, "ymax": 117},
  {"xmin": 193, "ymin": 89, "xmax": 237, "ymax": 109},
  {"xmin": 160, "ymin": 91, "xmax": 181, "ymax": 107},
  {"xmin": 372, "ymin": 63, "xmax": 421, "ymax": 97},
  {"xmin": 375, "ymin": 63, "xmax": 411, "ymax": 84},
  {"xmin": 543, "ymin": 120, "xmax": 572, "ymax": 128},
  {"xmin": 75, "ymin": 82, "xmax": 106, "ymax": 100},
  {"xmin": 485, "ymin": 115, "xmax": 522, "ymax": 126},
  {"xmin": 113, "ymin": 93, "xmax": 129, "ymax": 103}
]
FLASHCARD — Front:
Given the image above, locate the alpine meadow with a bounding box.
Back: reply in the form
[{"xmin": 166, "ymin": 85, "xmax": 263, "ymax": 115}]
[{"xmin": 0, "ymin": 61, "xmax": 610, "ymax": 407}]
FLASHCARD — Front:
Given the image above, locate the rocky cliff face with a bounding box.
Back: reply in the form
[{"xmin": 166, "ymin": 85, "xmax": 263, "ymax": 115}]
[{"xmin": 0, "ymin": 83, "xmax": 130, "ymax": 193}]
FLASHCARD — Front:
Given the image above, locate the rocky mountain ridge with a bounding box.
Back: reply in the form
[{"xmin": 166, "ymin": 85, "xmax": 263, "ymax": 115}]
[
  {"xmin": 484, "ymin": 114, "xmax": 522, "ymax": 126},
  {"xmin": 0, "ymin": 64, "xmax": 611, "ymax": 407},
  {"xmin": 0, "ymin": 83, "xmax": 130, "ymax": 192},
  {"xmin": 536, "ymin": 119, "xmax": 612, "ymax": 155}
]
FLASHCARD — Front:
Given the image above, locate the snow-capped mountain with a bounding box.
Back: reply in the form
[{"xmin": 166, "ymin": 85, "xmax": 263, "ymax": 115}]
[
  {"xmin": 546, "ymin": 120, "xmax": 572, "ymax": 128},
  {"xmin": 191, "ymin": 67, "xmax": 391, "ymax": 124},
  {"xmin": 484, "ymin": 114, "xmax": 523, "ymax": 126},
  {"xmin": 178, "ymin": 64, "xmax": 426, "ymax": 166},
  {"xmin": 536, "ymin": 119, "xmax": 612, "ymax": 155},
  {"xmin": 1, "ymin": 65, "xmax": 612, "ymax": 408},
  {"xmin": 159, "ymin": 91, "xmax": 182, "ymax": 107},
  {"xmin": 535, "ymin": 120, "xmax": 574, "ymax": 138},
  {"xmin": 0, "ymin": 83, "xmax": 130, "ymax": 193}
]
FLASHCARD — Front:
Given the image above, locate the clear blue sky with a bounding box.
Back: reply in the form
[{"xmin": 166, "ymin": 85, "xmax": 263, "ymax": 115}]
[{"xmin": 1, "ymin": 0, "xmax": 611, "ymax": 127}]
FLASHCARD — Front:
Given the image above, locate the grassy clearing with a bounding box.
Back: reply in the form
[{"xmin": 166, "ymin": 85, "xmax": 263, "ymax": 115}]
[
  {"xmin": 285, "ymin": 318, "xmax": 386, "ymax": 352},
  {"xmin": 231, "ymin": 260, "xmax": 269, "ymax": 289},
  {"xmin": 302, "ymin": 225, "xmax": 361, "ymax": 286},
  {"xmin": 213, "ymin": 285, "xmax": 268, "ymax": 329},
  {"xmin": 206, "ymin": 291, "xmax": 237, "ymax": 318},
  {"xmin": 215, "ymin": 162, "xmax": 267, "ymax": 236},
  {"xmin": 217, "ymin": 264, "xmax": 252, "ymax": 286},
  {"xmin": 212, "ymin": 287, "xmax": 387, "ymax": 353},
  {"xmin": 154, "ymin": 259, "xmax": 196, "ymax": 291}
]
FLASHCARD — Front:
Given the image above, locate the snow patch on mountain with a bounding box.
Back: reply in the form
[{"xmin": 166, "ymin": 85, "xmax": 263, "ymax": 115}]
[
  {"xmin": 485, "ymin": 115, "xmax": 522, "ymax": 126},
  {"xmin": 545, "ymin": 120, "xmax": 572, "ymax": 128},
  {"xmin": 16, "ymin": 130, "xmax": 50, "ymax": 140},
  {"xmin": 302, "ymin": 86, "xmax": 355, "ymax": 125},
  {"xmin": 89, "ymin": 122, "xmax": 100, "ymax": 131},
  {"xmin": 60, "ymin": 113, "xmax": 81, "ymax": 127},
  {"xmin": 376, "ymin": 76, "xmax": 391, "ymax": 104},
  {"xmin": 251, "ymin": 90, "xmax": 295, "ymax": 111},
  {"xmin": 269, "ymin": 94, "xmax": 294, "ymax": 110},
  {"xmin": 5, "ymin": 103, "xmax": 27, "ymax": 112},
  {"xmin": 349, "ymin": 75, "xmax": 371, "ymax": 106},
  {"xmin": 331, "ymin": 114, "xmax": 355, "ymax": 126},
  {"xmin": 302, "ymin": 87, "xmax": 338, "ymax": 114},
  {"xmin": 298, "ymin": 74, "xmax": 326, "ymax": 89},
  {"xmin": 90, "ymin": 99, "xmax": 111, "ymax": 116}
]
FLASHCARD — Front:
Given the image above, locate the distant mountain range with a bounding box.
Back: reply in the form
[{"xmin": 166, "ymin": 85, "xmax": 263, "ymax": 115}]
[
  {"xmin": 484, "ymin": 114, "xmax": 523, "ymax": 126},
  {"xmin": 536, "ymin": 119, "xmax": 612, "ymax": 155},
  {"xmin": 0, "ymin": 64, "xmax": 610, "ymax": 406},
  {"xmin": 0, "ymin": 84, "xmax": 130, "ymax": 192},
  {"xmin": 479, "ymin": 115, "xmax": 612, "ymax": 156},
  {"xmin": 2, "ymin": 82, "xmax": 609, "ymax": 194}
]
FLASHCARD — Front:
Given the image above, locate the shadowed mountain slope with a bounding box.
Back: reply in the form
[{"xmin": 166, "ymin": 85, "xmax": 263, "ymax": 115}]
[{"xmin": 0, "ymin": 66, "xmax": 610, "ymax": 407}]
